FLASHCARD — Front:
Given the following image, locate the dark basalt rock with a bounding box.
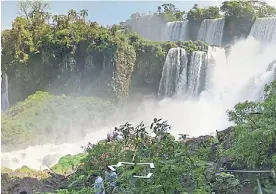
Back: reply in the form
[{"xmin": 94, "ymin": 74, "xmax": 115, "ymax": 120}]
[
  {"xmin": 182, "ymin": 135, "xmax": 216, "ymax": 152},
  {"xmin": 216, "ymin": 126, "xmax": 235, "ymax": 150}
]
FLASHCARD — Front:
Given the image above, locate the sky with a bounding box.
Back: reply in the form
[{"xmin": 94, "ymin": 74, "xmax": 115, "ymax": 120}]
[
  {"xmin": 1, "ymin": 0, "xmax": 224, "ymax": 30},
  {"xmin": 2, "ymin": 0, "xmax": 276, "ymax": 30}
]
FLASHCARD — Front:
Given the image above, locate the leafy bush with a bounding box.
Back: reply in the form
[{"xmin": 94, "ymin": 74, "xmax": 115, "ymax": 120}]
[
  {"xmin": 59, "ymin": 119, "xmax": 241, "ymax": 194},
  {"xmin": 220, "ymin": 0, "xmax": 256, "ymax": 43},
  {"xmin": 157, "ymin": 3, "xmax": 185, "ymax": 22},
  {"xmin": 226, "ymin": 81, "xmax": 276, "ymax": 169},
  {"xmin": 211, "ymin": 172, "xmax": 242, "ymax": 193},
  {"xmin": 52, "ymin": 153, "xmax": 88, "ymax": 174},
  {"xmin": 187, "ymin": 5, "xmax": 222, "ymax": 22}
]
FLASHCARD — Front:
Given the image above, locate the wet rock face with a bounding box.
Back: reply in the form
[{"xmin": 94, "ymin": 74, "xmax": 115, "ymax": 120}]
[
  {"xmin": 178, "ymin": 127, "xmax": 236, "ymax": 161},
  {"xmin": 183, "ymin": 135, "xmax": 216, "ymax": 151},
  {"xmin": 180, "ymin": 135, "xmax": 217, "ymax": 161},
  {"xmin": 179, "ymin": 126, "xmax": 238, "ymax": 169},
  {"xmin": 216, "ymin": 126, "xmax": 235, "ymax": 150}
]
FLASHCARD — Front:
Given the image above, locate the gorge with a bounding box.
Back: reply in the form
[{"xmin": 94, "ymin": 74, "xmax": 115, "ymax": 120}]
[
  {"xmin": 1, "ymin": 1, "xmax": 276, "ymax": 193},
  {"xmin": 2, "ymin": 20, "xmax": 276, "ymax": 170}
]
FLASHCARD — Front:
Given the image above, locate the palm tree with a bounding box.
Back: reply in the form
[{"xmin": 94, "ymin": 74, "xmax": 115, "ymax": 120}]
[
  {"xmin": 68, "ymin": 9, "xmax": 77, "ymax": 22},
  {"xmin": 80, "ymin": 9, "xmax": 88, "ymax": 21}
]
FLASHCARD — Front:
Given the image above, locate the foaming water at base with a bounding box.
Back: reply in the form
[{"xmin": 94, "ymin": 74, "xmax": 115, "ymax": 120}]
[
  {"xmin": 134, "ymin": 37, "xmax": 276, "ymax": 138},
  {"xmin": 2, "ymin": 37, "xmax": 276, "ymax": 170},
  {"xmin": 1, "ymin": 127, "xmax": 112, "ymax": 170}
]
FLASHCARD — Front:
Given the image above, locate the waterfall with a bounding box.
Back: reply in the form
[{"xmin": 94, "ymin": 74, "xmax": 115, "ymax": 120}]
[
  {"xmin": 1, "ymin": 72, "xmax": 9, "ymax": 111},
  {"xmin": 127, "ymin": 15, "xmax": 165, "ymax": 41},
  {"xmin": 187, "ymin": 51, "xmax": 208, "ymax": 97},
  {"xmin": 3, "ymin": 37, "xmax": 276, "ymax": 170},
  {"xmin": 249, "ymin": 17, "xmax": 276, "ymax": 43},
  {"xmin": 158, "ymin": 48, "xmax": 208, "ymax": 98},
  {"xmin": 162, "ymin": 21, "xmax": 189, "ymax": 41},
  {"xmin": 158, "ymin": 48, "xmax": 188, "ymax": 98},
  {"xmin": 197, "ymin": 18, "xmax": 225, "ymax": 46},
  {"xmin": 128, "ymin": 17, "xmax": 189, "ymax": 41}
]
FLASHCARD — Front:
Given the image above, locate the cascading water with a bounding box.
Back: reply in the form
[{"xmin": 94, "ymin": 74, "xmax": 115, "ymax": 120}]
[
  {"xmin": 249, "ymin": 17, "xmax": 276, "ymax": 43},
  {"xmin": 206, "ymin": 38, "xmax": 276, "ymax": 105},
  {"xmin": 197, "ymin": 18, "xmax": 225, "ymax": 46},
  {"xmin": 159, "ymin": 50, "xmax": 208, "ymax": 98},
  {"xmin": 146, "ymin": 37, "xmax": 276, "ymax": 139},
  {"xmin": 2, "ymin": 32, "xmax": 276, "ymax": 171},
  {"xmin": 187, "ymin": 51, "xmax": 208, "ymax": 97},
  {"xmin": 158, "ymin": 48, "xmax": 188, "ymax": 98},
  {"xmin": 162, "ymin": 21, "xmax": 189, "ymax": 41},
  {"xmin": 1, "ymin": 72, "xmax": 10, "ymax": 111}
]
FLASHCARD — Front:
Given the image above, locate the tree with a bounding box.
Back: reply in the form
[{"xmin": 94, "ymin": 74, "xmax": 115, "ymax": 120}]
[
  {"xmin": 157, "ymin": 6, "xmax": 161, "ymax": 14},
  {"xmin": 161, "ymin": 3, "xmax": 176, "ymax": 13},
  {"xmin": 17, "ymin": 0, "xmax": 32, "ymax": 22},
  {"xmin": 79, "ymin": 9, "xmax": 88, "ymax": 21},
  {"xmin": 226, "ymin": 81, "xmax": 276, "ymax": 168},
  {"xmin": 220, "ymin": 0, "xmax": 256, "ymax": 41},
  {"xmin": 68, "ymin": 9, "xmax": 78, "ymax": 22},
  {"xmin": 17, "ymin": 0, "xmax": 50, "ymax": 25},
  {"xmin": 256, "ymin": 3, "xmax": 276, "ymax": 17},
  {"xmin": 220, "ymin": 0, "xmax": 256, "ymax": 19},
  {"xmin": 187, "ymin": 6, "xmax": 221, "ymax": 22},
  {"xmin": 110, "ymin": 24, "xmax": 120, "ymax": 35}
]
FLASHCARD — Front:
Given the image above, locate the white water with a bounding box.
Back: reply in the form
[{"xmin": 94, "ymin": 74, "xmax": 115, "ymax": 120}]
[
  {"xmin": 162, "ymin": 21, "xmax": 189, "ymax": 41},
  {"xmin": 1, "ymin": 126, "xmax": 114, "ymax": 170},
  {"xmin": 147, "ymin": 37, "xmax": 276, "ymax": 140},
  {"xmin": 197, "ymin": 18, "xmax": 225, "ymax": 46},
  {"xmin": 1, "ymin": 72, "xmax": 9, "ymax": 111},
  {"xmin": 249, "ymin": 17, "xmax": 276, "ymax": 44},
  {"xmin": 158, "ymin": 50, "xmax": 208, "ymax": 98},
  {"xmin": 158, "ymin": 47, "xmax": 188, "ymax": 98},
  {"xmin": 2, "ymin": 37, "xmax": 276, "ymax": 170},
  {"xmin": 187, "ymin": 51, "xmax": 208, "ymax": 97}
]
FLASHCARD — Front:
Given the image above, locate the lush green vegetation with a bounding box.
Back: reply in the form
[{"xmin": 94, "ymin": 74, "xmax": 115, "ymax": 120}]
[
  {"xmin": 0, "ymin": 0, "xmax": 208, "ymax": 153},
  {"xmin": 187, "ymin": 5, "xmax": 222, "ymax": 22},
  {"xmin": 131, "ymin": 39, "xmax": 208, "ymax": 91},
  {"xmin": 36, "ymin": 119, "xmax": 242, "ymax": 194},
  {"xmin": 156, "ymin": 3, "xmax": 186, "ymax": 22},
  {"xmin": 52, "ymin": 153, "xmax": 88, "ymax": 174},
  {"xmin": 125, "ymin": 1, "xmax": 276, "ymax": 42},
  {"xmin": 1, "ymin": 1, "xmax": 136, "ymax": 102},
  {"xmin": 54, "ymin": 81, "xmax": 276, "ymax": 193},
  {"xmin": 2, "ymin": 0, "xmax": 276, "ymax": 105},
  {"xmin": 226, "ymin": 82, "xmax": 276, "ymax": 170},
  {"xmin": 1, "ymin": 1, "xmax": 209, "ymax": 105},
  {"xmin": 2, "ymin": 81, "xmax": 276, "ymax": 193},
  {"xmin": 1, "ymin": 91, "xmax": 115, "ymax": 151},
  {"xmin": 2, "ymin": 1, "xmax": 276, "ymax": 193}
]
